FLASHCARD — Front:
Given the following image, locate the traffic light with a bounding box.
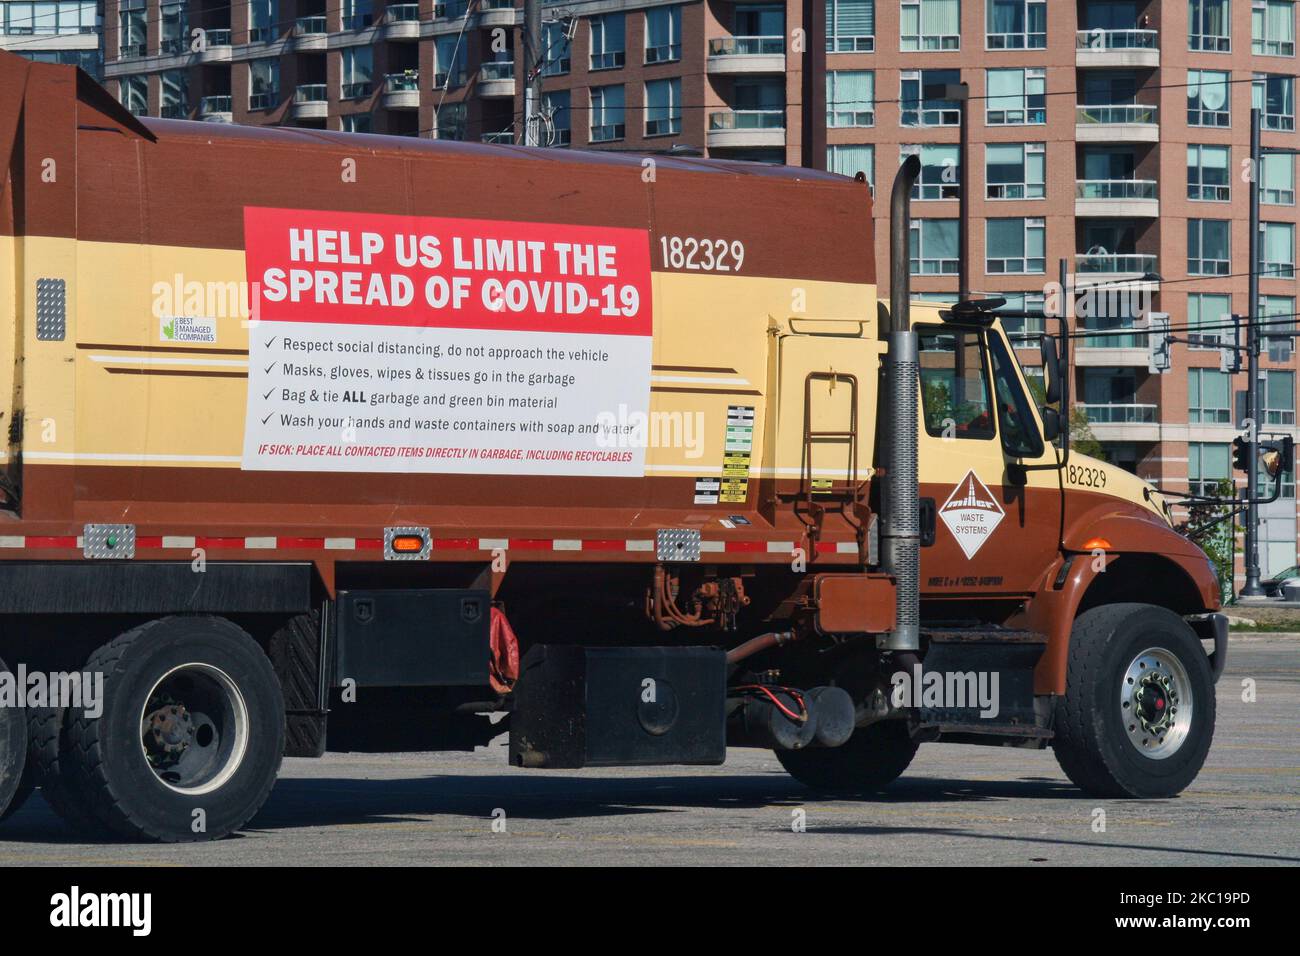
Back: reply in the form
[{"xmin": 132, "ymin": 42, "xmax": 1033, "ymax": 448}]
[{"xmin": 1232, "ymin": 435, "xmax": 1251, "ymax": 473}]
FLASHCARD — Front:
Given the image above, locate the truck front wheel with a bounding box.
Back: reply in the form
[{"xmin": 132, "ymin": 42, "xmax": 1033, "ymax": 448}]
[
  {"xmin": 1053, "ymin": 603, "xmax": 1215, "ymax": 798},
  {"xmin": 65, "ymin": 616, "xmax": 285, "ymax": 842},
  {"xmin": 776, "ymin": 720, "xmax": 918, "ymax": 793}
]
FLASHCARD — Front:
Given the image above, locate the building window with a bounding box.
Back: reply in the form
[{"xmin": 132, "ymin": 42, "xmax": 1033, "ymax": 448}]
[
  {"xmin": 1188, "ymin": 292, "xmax": 1232, "ymax": 348},
  {"xmin": 901, "ymin": 69, "xmax": 961, "ymax": 126},
  {"xmin": 435, "ymin": 36, "xmax": 465, "ymax": 88},
  {"xmin": 826, "ymin": 0, "xmax": 874, "ymax": 52},
  {"xmin": 342, "ymin": 46, "xmax": 373, "ymax": 99},
  {"xmin": 249, "ymin": 0, "xmax": 277, "ymax": 43},
  {"xmin": 1189, "ymin": 369, "xmax": 1232, "ymax": 424},
  {"xmin": 542, "ymin": 89, "xmax": 571, "ymax": 146},
  {"xmin": 1261, "ymin": 295, "xmax": 1296, "ymax": 357},
  {"xmin": 902, "ymin": 144, "xmax": 959, "ymax": 200},
  {"xmin": 827, "ymin": 144, "xmax": 874, "ymax": 191},
  {"xmin": 3, "ymin": 1, "xmax": 98, "ymax": 36},
  {"xmin": 1189, "ymin": 442, "xmax": 1231, "ymax": 496},
  {"xmin": 1188, "ymin": 219, "xmax": 1231, "ymax": 275},
  {"xmin": 986, "ymin": 0, "xmax": 1045, "ymax": 49},
  {"xmin": 1253, "ymin": 0, "xmax": 1295, "ymax": 56},
  {"xmin": 645, "ymin": 78, "xmax": 681, "ymax": 136},
  {"xmin": 590, "ymin": 14, "xmax": 626, "ymax": 70},
  {"xmin": 118, "ymin": 0, "xmax": 145, "ymax": 57},
  {"xmin": 985, "ymin": 142, "xmax": 1044, "ymax": 199},
  {"xmin": 1263, "ymin": 153, "xmax": 1296, "ymax": 205},
  {"xmin": 901, "ymin": 0, "xmax": 959, "ymax": 51},
  {"xmin": 344, "ymin": 0, "xmax": 372, "ymax": 30},
  {"xmin": 1187, "ymin": 70, "xmax": 1230, "ymax": 127},
  {"xmin": 645, "ymin": 6, "xmax": 681, "ymax": 63},
  {"xmin": 590, "ymin": 84, "xmax": 625, "ymax": 142},
  {"xmin": 542, "ymin": 21, "xmax": 571, "ymax": 75},
  {"xmin": 248, "ymin": 58, "xmax": 279, "ymax": 111},
  {"xmin": 909, "ymin": 219, "xmax": 959, "ymax": 275},
  {"xmin": 986, "ymin": 68, "xmax": 1045, "ymax": 124},
  {"xmin": 160, "ymin": 2, "xmax": 187, "ymax": 55},
  {"xmin": 436, "ymin": 102, "xmax": 466, "ymax": 140},
  {"xmin": 1266, "ymin": 370, "xmax": 1296, "ymax": 425},
  {"xmin": 118, "ymin": 73, "xmax": 147, "ymax": 115},
  {"xmin": 994, "ymin": 291, "xmax": 1046, "ymax": 345},
  {"xmin": 1253, "ymin": 74, "xmax": 1296, "ymax": 131},
  {"xmin": 827, "ymin": 70, "xmax": 873, "ymax": 127},
  {"xmin": 986, "ymin": 217, "xmax": 1045, "ymax": 274},
  {"xmin": 1261, "ymin": 222, "xmax": 1296, "ymax": 279},
  {"xmin": 342, "ymin": 113, "xmax": 372, "ymax": 133},
  {"xmin": 160, "ymin": 70, "xmax": 187, "ymax": 118},
  {"xmin": 1187, "ymin": 144, "xmax": 1231, "ymax": 202},
  {"xmin": 1189, "ymin": 0, "xmax": 1231, "ymax": 52}
]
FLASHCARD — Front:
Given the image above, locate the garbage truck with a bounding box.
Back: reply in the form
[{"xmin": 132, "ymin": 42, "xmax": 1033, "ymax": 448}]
[{"xmin": 0, "ymin": 52, "xmax": 1228, "ymax": 842}]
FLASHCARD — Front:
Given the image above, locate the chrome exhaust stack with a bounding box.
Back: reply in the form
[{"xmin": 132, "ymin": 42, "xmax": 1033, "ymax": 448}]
[{"xmin": 880, "ymin": 155, "xmax": 923, "ymax": 652}]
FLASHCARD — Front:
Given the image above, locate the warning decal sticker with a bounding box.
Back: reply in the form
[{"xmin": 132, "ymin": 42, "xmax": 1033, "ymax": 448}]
[
  {"xmin": 240, "ymin": 207, "xmax": 652, "ymax": 476},
  {"xmin": 938, "ymin": 470, "xmax": 1005, "ymax": 559}
]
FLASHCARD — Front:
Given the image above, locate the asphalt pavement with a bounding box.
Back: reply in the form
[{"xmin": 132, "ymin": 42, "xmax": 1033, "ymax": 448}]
[{"xmin": 1, "ymin": 636, "xmax": 1295, "ymax": 866}]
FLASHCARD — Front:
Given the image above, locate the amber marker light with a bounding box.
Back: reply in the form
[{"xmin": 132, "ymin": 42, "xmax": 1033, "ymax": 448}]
[{"xmin": 391, "ymin": 534, "xmax": 426, "ymax": 554}]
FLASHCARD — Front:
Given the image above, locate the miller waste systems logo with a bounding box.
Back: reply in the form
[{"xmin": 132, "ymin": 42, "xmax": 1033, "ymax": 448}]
[{"xmin": 939, "ymin": 471, "xmax": 1004, "ymax": 559}]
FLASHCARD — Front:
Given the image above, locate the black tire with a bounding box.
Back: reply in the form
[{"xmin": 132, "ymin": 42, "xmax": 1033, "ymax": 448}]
[
  {"xmin": 1053, "ymin": 603, "xmax": 1215, "ymax": 798},
  {"xmin": 0, "ymin": 653, "xmax": 30, "ymax": 823},
  {"xmin": 64, "ymin": 616, "xmax": 285, "ymax": 842},
  {"xmin": 27, "ymin": 706, "xmax": 101, "ymax": 834},
  {"xmin": 0, "ymin": 763, "xmax": 35, "ymax": 824},
  {"xmin": 776, "ymin": 720, "xmax": 918, "ymax": 793}
]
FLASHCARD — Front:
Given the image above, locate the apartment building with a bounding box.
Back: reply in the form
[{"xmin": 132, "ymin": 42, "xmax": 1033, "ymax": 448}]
[
  {"xmin": 0, "ymin": 0, "xmax": 102, "ymax": 77},
  {"xmin": 98, "ymin": 0, "xmax": 1300, "ymax": 580}
]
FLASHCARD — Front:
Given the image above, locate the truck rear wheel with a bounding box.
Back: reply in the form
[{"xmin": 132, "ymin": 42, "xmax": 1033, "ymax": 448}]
[
  {"xmin": 776, "ymin": 721, "xmax": 917, "ymax": 793},
  {"xmin": 65, "ymin": 616, "xmax": 285, "ymax": 842},
  {"xmin": 1053, "ymin": 603, "xmax": 1215, "ymax": 798},
  {"xmin": 27, "ymin": 706, "xmax": 101, "ymax": 833},
  {"xmin": 0, "ymin": 654, "xmax": 32, "ymax": 823}
]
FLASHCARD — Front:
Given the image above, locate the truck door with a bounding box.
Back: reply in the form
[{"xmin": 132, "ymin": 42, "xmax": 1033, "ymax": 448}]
[{"xmin": 915, "ymin": 324, "xmax": 1061, "ymax": 598}]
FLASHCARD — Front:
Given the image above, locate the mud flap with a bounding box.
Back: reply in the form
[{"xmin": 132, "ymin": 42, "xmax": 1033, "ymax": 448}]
[{"xmin": 910, "ymin": 630, "xmax": 1047, "ymax": 735}]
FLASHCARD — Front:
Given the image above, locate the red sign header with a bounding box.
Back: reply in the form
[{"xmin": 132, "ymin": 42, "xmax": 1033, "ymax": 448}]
[{"xmin": 243, "ymin": 207, "xmax": 652, "ymax": 336}]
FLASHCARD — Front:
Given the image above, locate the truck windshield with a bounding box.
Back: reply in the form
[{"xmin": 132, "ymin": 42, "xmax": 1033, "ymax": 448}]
[{"xmin": 986, "ymin": 332, "xmax": 1044, "ymax": 459}]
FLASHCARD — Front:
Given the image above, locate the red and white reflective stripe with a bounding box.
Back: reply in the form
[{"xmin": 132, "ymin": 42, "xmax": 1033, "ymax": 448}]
[{"xmin": 0, "ymin": 535, "xmax": 860, "ymax": 554}]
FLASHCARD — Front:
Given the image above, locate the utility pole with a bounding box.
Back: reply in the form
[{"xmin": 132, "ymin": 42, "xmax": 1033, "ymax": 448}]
[
  {"xmin": 956, "ymin": 82, "xmax": 969, "ymax": 302},
  {"xmin": 1243, "ymin": 107, "xmax": 1264, "ymax": 596},
  {"xmin": 522, "ymin": 0, "xmax": 542, "ymax": 145}
]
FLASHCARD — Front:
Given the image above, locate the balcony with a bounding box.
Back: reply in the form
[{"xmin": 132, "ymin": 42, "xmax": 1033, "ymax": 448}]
[
  {"xmin": 341, "ymin": 80, "xmax": 372, "ymax": 100},
  {"xmin": 707, "ymin": 109, "xmax": 784, "ymax": 148},
  {"xmin": 198, "ymin": 27, "xmax": 232, "ymax": 63},
  {"xmin": 119, "ymin": 43, "xmax": 146, "ymax": 59},
  {"xmin": 1075, "ymin": 103, "xmax": 1158, "ymax": 142},
  {"xmin": 384, "ymin": 4, "xmax": 421, "ymax": 40},
  {"xmin": 706, "ymin": 36, "xmax": 785, "ymax": 75},
  {"xmin": 198, "ymin": 95, "xmax": 233, "ymax": 122},
  {"xmin": 382, "ymin": 73, "xmax": 420, "ymax": 109},
  {"xmin": 293, "ymin": 16, "xmax": 329, "ymax": 51},
  {"xmin": 479, "ymin": 0, "xmax": 516, "ymax": 28},
  {"xmin": 1074, "ymin": 252, "xmax": 1158, "ymax": 283},
  {"xmin": 1075, "ymin": 179, "xmax": 1158, "ymax": 217},
  {"xmin": 1075, "ymin": 29, "xmax": 1159, "ymax": 68},
  {"xmin": 292, "ymin": 84, "xmax": 328, "ymax": 120},
  {"xmin": 477, "ymin": 61, "xmax": 515, "ymax": 98},
  {"xmin": 1077, "ymin": 403, "xmax": 1160, "ymax": 441},
  {"xmin": 481, "ymin": 131, "xmax": 515, "ymax": 144}
]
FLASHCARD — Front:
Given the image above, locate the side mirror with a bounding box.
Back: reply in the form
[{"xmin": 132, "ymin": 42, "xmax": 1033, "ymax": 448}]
[
  {"xmin": 1040, "ymin": 406, "xmax": 1062, "ymax": 443},
  {"xmin": 1040, "ymin": 335, "xmax": 1062, "ymax": 404}
]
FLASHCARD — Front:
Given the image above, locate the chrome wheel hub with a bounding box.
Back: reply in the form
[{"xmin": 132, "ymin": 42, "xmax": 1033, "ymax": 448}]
[{"xmin": 1120, "ymin": 647, "xmax": 1193, "ymax": 760}]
